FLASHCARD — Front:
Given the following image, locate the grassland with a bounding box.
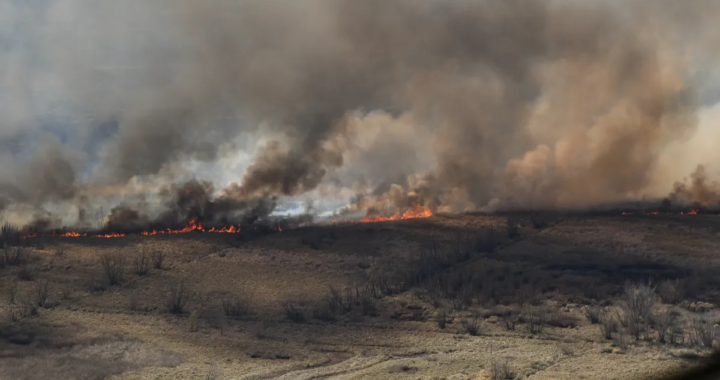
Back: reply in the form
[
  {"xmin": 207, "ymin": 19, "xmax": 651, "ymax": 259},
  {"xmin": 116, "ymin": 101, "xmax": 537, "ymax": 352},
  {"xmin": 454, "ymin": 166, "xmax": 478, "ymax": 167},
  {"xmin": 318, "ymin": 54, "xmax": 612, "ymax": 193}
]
[{"xmin": 1, "ymin": 212, "xmax": 718, "ymax": 380}]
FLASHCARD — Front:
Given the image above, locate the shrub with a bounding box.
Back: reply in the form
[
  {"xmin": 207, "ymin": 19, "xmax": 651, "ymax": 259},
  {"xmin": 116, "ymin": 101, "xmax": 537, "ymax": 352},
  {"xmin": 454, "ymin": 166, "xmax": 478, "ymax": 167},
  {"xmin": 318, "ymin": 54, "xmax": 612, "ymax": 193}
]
[
  {"xmin": 530, "ymin": 215, "xmax": 549, "ymax": 230},
  {"xmin": 461, "ymin": 317, "xmax": 481, "ymax": 336},
  {"xmin": 657, "ymin": 279, "xmax": 686, "ymax": 305},
  {"xmin": 152, "ymin": 250, "xmax": 166, "ymax": 269},
  {"xmin": 4, "ymin": 246, "xmax": 31, "ymax": 266},
  {"xmin": 33, "ymin": 280, "xmax": 51, "ymax": 308},
  {"xmin": 0, "ymin": 223, "xmax": 22, "ymax": 248},
  {"xmin": 222, "ymin": 298, "xmax": 250, "ymax": 318},
  {"xmin": 524, "ymin": 306, "xmax": 547, "ymax": 334},
  {"xmin": 506, "ymin": 218, "xmax": 520, "ymax": 240},
  {"xmin": 327, "ymin": 285, "xmax": 353, "ymax": 313},
  {"xmin": 133, "ymin": 252, "xmax": 150, "ymax": 276},
  {"xmin": 501, "ymin": 308, "xmax": 520, "ymax": 331},
  {"xmin": 474, "ymin": 228, "xmax": 498, "ymax": 253},
  {"xmin": 618, "ymin": 281, "xmax": 656, "ymax": 340},
  {"xmin": 689, "ymin": 317, "xmax": 716, "ymax": 348},
  {"xmin": 312, "ymin": 301, "xmax": 337, "ymax": 322},
  {"xmin": 167, "ymin": 282, "xmax": 189, "ymax": 314},
  {"xmin": 189, "ymin": 310, "xmax": 199, "ymax": 332},
  {"xmin": 55, "ymin": 247, "xmax": 65, "ymax": 256},
  {"xmin": 583, "ymin": 305, "xmax": 602, "ymax": 324},
  {"xmin": 436, "ymin": 308, "xmax": 449, "ymax": 329},
  {"xmin": 598, "ymin": 310, "xmax": 617, "ymax": 340},
  {"xmin": 8, "ymin": 282, "xmax": 18, "ymax": 305},
  {"xmin": 283, "ymin": 301, "xmax": 305, "ymax": 322},
  {"xmin": 100, "ymin": 252, "xmax": 126, "ymax": 286},
  {"xmin": 490, "ymin": 357, "xmax": 516, "ymax": 380},
  {"xmin": 360, "ymin": 298, "xmax": 379, "ymax": 317},
  {"xmin": 652, "ymin": 310, "xmax": 680, "ymax": 344},
  {"xmin": 17, "ymin": 264, "xmax": 38, "ymax": 281},
  {"xmin": 10, "ymin": 300, "xmax": 38, "ymax": 321}
]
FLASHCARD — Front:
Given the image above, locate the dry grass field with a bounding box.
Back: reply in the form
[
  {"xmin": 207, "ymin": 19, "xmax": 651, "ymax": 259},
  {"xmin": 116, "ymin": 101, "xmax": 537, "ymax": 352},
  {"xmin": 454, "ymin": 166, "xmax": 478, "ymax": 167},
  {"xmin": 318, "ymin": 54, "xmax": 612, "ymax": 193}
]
[{"xmin": 1, "ymin": 213, "xmax": 719, "ymax": 380}]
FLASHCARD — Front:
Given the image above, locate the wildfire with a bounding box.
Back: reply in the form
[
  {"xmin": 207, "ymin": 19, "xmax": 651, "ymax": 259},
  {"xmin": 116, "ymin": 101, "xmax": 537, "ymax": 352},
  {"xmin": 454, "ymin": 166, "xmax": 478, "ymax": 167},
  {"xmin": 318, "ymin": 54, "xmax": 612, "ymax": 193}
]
[
  {"xmin": 359, "ymin": 204, "xmax": 433, "ymax": 223},
  {"xmin": 621, "ymin": 209, "xmax": 699, "ymax": 216}
]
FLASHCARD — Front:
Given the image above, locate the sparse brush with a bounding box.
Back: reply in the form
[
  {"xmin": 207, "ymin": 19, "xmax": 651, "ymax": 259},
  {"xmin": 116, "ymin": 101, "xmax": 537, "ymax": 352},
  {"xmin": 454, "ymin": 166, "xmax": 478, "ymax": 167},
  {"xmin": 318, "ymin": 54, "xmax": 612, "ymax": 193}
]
[
  {"xmin": 222, "ymin": 298, "xmax": 250, "ymax": 318},
  {"xmin": 598, "ymin": 310, "xmax": 617, "ymax": 340},
  {"xmin": 54, "ymin": 246, "xmax": 65, "ymax": 256},
  {"xmin": 8, "ymin": 282, "xmax": 18, "ymax": 305},
  {"xmin": 10, "ymin": 300, "xmax": 38, "ymax": 322},
  {"xmin": 17, "ymin": 264, "xmax": 38, "ymax": 281},
  {"xmin": 489, "ymin": 357, "xmax": 516, "ymax": 380},
  {"xmin": 501, "ymin": 307, "xmax": 520, "ymax": 331},
  {"xmin": 436, "ymin": 308, "xmax": 448, "ymax": 329},
  {"xmin": 100, "ymin": 252, "xmax": 125, "ymax": 286},
  {"xmin": 167, "ymin": 281, "xmax": 189, "ymax": 314},
  {"xmin": 461, "ymin": 317, "xmax": 481, "ymax": 336},
  {"xmin": 506, "ymin": 218, "xmax": 520, "ymax": 240},
  {"xmin": 530, "ymin": 215, "xmax": 549, "ymax": 230},
  {"xmin": 474, "ymin": 228, "xmax": 498, "ymax": 253},
  {"xmin": 0, "ymin": 223, "xmax": 22, "ymax": 248},
  {"xmin": 32, "ymin": 280, "xmax": 51, "ymax": 308},
  {"xmin": 205, "ymin": 363, "xmax": 224, "ymax": 380},
  {"xmin": 283, "ymin": 301, "xmax": 305, "ymax": 323},
  {"xmin": 133, "ymin": 252, "xmax": 150, "ymax": 276},
  {"xmin": 652, "ymin": 309, "xmax": 680, "ymax": 344},
  {"xmin": 524, "ymin": 306, "xmax": 547, "ymax": 334},
  {"xmin": 618, "ymin": 281, "xmax": 656, "ymax": 340},
  {"xmin": 583, "ymin": 305, "xmax": 602, "ymax": 324},
  {"xmin": 689, "ymin": 317, "xmax": 715, "ymax": 348},
  {"xmin": 657, "ymin": 279, "xmax": 686, "ymax": 305},
  {"xmin": 152, "ymin": 250, "xmax": 166, "ymax": 269},
  {"xmin": 4, "ymin": 246, "xmax": 31, "ymax": 266},
  {"xmin": 312, "ymin": 300, "xmax": 337, "ymax": 322}
]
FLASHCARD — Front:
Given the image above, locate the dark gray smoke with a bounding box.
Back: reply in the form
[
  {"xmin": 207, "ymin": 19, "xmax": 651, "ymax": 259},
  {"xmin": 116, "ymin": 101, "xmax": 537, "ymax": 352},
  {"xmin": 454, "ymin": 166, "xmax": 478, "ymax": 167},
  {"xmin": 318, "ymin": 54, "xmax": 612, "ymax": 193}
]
[{"xmin": 0, "ymin": 0, "xmax": 718, "ymax": 228}]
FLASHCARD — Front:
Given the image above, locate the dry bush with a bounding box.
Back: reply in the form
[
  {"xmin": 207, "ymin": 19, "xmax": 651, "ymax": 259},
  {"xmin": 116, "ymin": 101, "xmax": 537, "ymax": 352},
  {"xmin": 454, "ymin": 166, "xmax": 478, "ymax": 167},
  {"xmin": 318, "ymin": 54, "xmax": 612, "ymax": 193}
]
[
  {"xmin": 167, "ymin": 282, "xmax": 189, "ymax": 314},
  {"xmin": 461, "ymin": 316, "xmax": 481, "ymax": 336},
  {"xmin": 312, "ymin": 300, "xmax": 337, "ymax": 322},
  {"xmin": 33, "ymin": 280, "xmax": 51, "ymax": 308},
  {"xmin": 618, "ymin": 281, "xmax": 656, "ymax": 340},
  {"xmin": 689, "ymin": 316, "xmax": 716, "ymax": 348},
  {"xmin": 583, "ymin": 305, "xmax": 602, "ymax": 324},
  {"xmin": 85, "ymin": 275, "xmax": 108, "ymax": 293},
  {"xmin": 0, "ymin": 223, "xmax": 22, "ymax": 248},
  {"xmin": 546, "ymin": 312, "xmax": 579, "ymax": 329},
  {"xmin": 10, "ymin": 300, "xmax": 38, "ymax": 321},
  {"xmin": 129, "ymin": 294, "xmax": 139, "ymax": 311},
  {"xmin": 17, "ymin": 264, "xmax": 39, "ymax": 281},
  {"xmin": 133, "ymin": 252, "xmax": 150, "ymax": 276},
  {"xmin": 506, "ymin": 218, "xmax": 520, "ymax": 240},
  {"xmin": 100, "ymin": 252, "xmax": 126, "ymax": 286},
  {"xmin": 530, "ymin": 215, "xmax": 549, "ymax": 230},
  {"xmin": 54, "ymin": 246, "xmax": 65, "ymax": 256},
  {"xmin": 474, "ymin": 228, "xmax": 499, "ymax": 253},
  {"xmin": 436, "ymin": 308, "xmax": 449, "ymax": 329},
  {"xmin": 327, "ymin": 285, "xmax": 353, "ymax": 313},
  {"xmin": 152, "ymin": 250, "xmax": 166, "ymax": 269},
  {"xmin": 613, "ymin": 330, "xmax": 630, "ymax": 352},
  {"xmin": 524, "ymin": 306, "xmax": 547, "ymax": 334},
  {"xmin": 489, "ymin": 357, "xmax": 516, "ymax": 380},
  {"xmin": 4, "ymin": 246, "xmax": 31, "ymax": 266},
  {"xmin": 222, "ymin": 298, "xmax": 250, "ymax": 319},
  {"xmin": 205, "ymin": 363, "xmax": 224, "ymax": 380},
  {"xmin": 658, "ymin": 279, "xmax": 686, "ymax": 305},
  {"xmin": 283, "ymin": 301, "xmax": 305, "ymax": 323},
  {"xmin": 598, "ymin": 310, "xmax": 617, "ymax": 340},
  {"xmin": 652, "ymin": 309, "xmax": 681, "ymax": 344},
  {"xmin": 498, "ymin": 306, "xmax": 520, "ymax": 331},
  {"xmin": 8, "ymin": 281, "xmax": 18, "ymax": 304}
]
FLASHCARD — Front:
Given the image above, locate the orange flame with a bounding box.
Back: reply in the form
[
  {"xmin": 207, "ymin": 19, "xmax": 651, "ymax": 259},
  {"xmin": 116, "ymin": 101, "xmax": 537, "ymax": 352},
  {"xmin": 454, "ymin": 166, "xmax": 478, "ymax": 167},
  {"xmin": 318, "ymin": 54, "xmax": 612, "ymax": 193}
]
[{"xmin": 359, "ymin": 204, "xmax": 433, "ymax": 223}]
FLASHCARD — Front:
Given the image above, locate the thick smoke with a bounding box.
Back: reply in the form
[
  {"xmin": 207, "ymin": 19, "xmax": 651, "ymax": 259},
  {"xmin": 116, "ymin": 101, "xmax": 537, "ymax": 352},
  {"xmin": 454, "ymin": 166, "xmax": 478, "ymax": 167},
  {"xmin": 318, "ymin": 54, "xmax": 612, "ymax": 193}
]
[{"xmin": 0, "ymin": 0, "xmax": 718, "ymax": 229}]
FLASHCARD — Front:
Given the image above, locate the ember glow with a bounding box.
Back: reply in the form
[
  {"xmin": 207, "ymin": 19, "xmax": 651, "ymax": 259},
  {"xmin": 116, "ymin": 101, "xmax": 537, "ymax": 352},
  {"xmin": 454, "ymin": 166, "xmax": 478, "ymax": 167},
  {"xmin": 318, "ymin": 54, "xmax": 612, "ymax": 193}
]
[
  {"xmin": 621, "ymin": 209, "xmax": 699, "ymax": 216},
  {"xmin": 359, "ymin": 204, "xmax": 433, "ymax": 223}
]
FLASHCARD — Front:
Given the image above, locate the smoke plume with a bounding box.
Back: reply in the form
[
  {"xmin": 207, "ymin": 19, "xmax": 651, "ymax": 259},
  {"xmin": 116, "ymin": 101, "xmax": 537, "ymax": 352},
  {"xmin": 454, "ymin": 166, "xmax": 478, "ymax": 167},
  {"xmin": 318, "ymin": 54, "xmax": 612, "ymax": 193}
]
[{"xmin": 0, "ymin": 0, "xmax": 718, "ymax": 228}]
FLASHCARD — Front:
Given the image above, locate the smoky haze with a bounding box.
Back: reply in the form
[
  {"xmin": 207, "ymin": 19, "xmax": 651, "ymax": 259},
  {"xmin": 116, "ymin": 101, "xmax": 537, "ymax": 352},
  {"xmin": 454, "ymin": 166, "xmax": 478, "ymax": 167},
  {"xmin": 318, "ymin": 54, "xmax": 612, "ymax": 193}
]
[{"xmin": 0, "ymin": 0, "xmax": 718, "ymax": 229}]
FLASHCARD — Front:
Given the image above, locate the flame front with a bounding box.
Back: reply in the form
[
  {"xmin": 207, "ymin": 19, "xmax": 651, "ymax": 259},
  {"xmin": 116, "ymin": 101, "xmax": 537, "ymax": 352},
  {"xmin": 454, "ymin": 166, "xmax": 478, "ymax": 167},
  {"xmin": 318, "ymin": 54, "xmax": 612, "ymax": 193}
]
[
  {"xmin": 360, "ymin": 204, "xmax": 433, "ymax": 223},
  {"xmin": 23, "ymin": 218, "xmax": 250, "ymax": 239}
]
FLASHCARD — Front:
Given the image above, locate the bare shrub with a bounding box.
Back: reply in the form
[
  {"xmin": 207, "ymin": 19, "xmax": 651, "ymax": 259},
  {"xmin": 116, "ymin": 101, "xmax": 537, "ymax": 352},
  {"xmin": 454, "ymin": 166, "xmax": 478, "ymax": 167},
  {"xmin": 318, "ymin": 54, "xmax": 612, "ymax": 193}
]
[
  {"xmin": 100, "ymin": 252, "xmax": 126, "ymax": 286},
  {"xmin": 598, "ymin": 310, "xmax": 617, "ymax": 340},
  {"xmin": 167, "ymin": 282, "xmax": 189, "ymax": 314},
  {"xmin": 222, "ymin": 298, "xmax": 250, "ymax": 319},
  {"xmin": 500, "ymin": 307, "xmax": 520, "ymax": 331},
  {"xmin": 0, "ymin": 223, "xmax": 22, "ymax": 248},
  {"xmin": 360, "ymin": 298, "xmax": 378, "ymax": 317},
  {"xmin": 474, "ymin": 228, "xmax": 498, "ymax": 253},
  {"xmin": 506, "ymin": 218, "xmax": 520, "ymax": 240},
  {"xmin": 10, "ymin": 300, "xmax": 38, "ymax": 321},
  {"xmin": 658, "ymin": 279, "xmax": 686, "ymax": 305},
  {"xmin": 312, "ymin": 300, "xmax": 337, "ymax": 322},
  {"xmin": 86, "ymin": 275, "xmax": 108, "ymax": 293},
  {"xmin": 489, "ymin": 357, "xmax": 516, "ymax": 380},
  {"xmin": 152, "ymin": 250, "xmax": 166, "ymax": 269},
  {"xmin": 618, "ymin": 281, "xmax": 656, "ymax": 340},
  {"xmin": 689, "ymin": 317, "xmax": 716, "ymax": 348},
  {"xmin": 461, "ymin": 317, "xmax": 481, "ymax": 336},
  {"xmin": 4, "ymin": 246, "xmax": 31, "ymax": 266},
  {"xmin": 33, "ymin": 280, "xmax": 51, "ymax": 308},
  {"xmin": 17, "ymin": 264, "xmax": 38, "ymax": 281},
  {"xmin": 129, "ymin": 294, "xmax": 139, "ymax": 311},
  {"xmin": 133, "ymin": 252, "xmax": 150, "ymax": 276},
  {"xmin": 8, "ymin": 282, "xmax": 18, "ymax": 304},
  {"xmin": 530, "ymin": 215, "xmax": 549, "ymax": 230},
  {"xmin": 652, "ymin": 309, "xmax": 680, "ymax": 344},
  {"xmin": 327, "ymin": 285, "xmax": 353, "ymax": 313},
  {"xmin": 583, "ymin": 305, "xmax": 602, "ymax": 324},
  {"xmin": 55, "ymin": 246, "xmax": 65, "ymax": 256},
  {"xmin": 283, "ymin": 301, "xmax": 305, "ymax": 323},
  {"xmin": 613, "ymin": 330, "xmax": 630, "ymax": 352},
  {"xmin": 205, "ymin": 363, "xmax": 224, "ymax": 380},
  {"xmin": 436, "ymin": 308, "xmax": 448, "ymax": 329},
  {"xmin": 524, "ymin": 306, "xmax": 547, "ymax": 334}
]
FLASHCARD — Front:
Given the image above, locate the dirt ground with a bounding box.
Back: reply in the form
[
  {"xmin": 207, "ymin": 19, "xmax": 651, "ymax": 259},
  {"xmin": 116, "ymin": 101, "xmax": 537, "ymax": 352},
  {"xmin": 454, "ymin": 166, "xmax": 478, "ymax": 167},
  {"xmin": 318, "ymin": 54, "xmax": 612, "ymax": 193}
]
[{"xmin": 1, "ymin": 213, "xmax": 719, "ymax": 380}]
